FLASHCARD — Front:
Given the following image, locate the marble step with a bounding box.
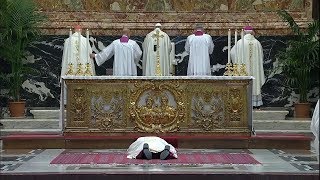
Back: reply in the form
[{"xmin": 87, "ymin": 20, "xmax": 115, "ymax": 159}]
[
  {"xmin": 0, "ymin": 119, "xmax": 60, "ymax": 129},
  {"xmin": 253, "ymin": 120, "xmax": 311, "ymax": 131},
  {"xmin": 255, "ymin": 129, "xmax": 312, "ymax": 135},
  {"xmin": 253, "ymin": 109, "xmax": 289, "ymax": 120},
  {"xmin": 29, "ymin": 108, "xmax": 289, "ymax": 120},
  {"xmin": 0, "ymin": 128, "xmax": 62, "ymax": 136},
  {"xmin": 30, "ymin": 109, "xmax": 62, "ymax": 119}
]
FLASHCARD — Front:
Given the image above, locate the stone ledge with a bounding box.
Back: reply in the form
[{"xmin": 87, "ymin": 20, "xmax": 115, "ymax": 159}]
[
  {"xmin": 30, "ymin": 109, "xmax": 61, "ymax": 119},
  {"xmin": 253, "ymin": 120, "xmax": 311, "ymax": 131},
  {"xmin": 0, "ymin": 129, "xmax": 62, "ymax": 136},
  {"xmin": 0, "ymin": 119, "xmax": 59, "ymax": 129},
  {"xmin": 253, "ymin": 110, "xmax": 289, "ymax": 120},
  {"xmin": 255, "ymin": 129, "xmax": 312, "ymax": 135}
]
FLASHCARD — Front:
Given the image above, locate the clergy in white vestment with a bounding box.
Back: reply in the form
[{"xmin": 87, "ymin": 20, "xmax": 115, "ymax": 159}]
[
  {"xmin": 61, "ymin": 25, "xmax": 95, "ymax": 105},
  {"xmin": 142, "ymin": 23, "xmax": 172, "ymax": 76},
  {"xmin": 61, "ymin": 25, "xmax": 96, "ymax": 77},
  {"xmin": 90, "ymin": 28, "xmax": 142, "ymax": 76},
  {"xmin": 185, "ymin": 24, "xmax": 214, "ymax": 76},
  {"xmin": 127, "ymin": 136, "xmax": 178, "ymax": 160},
  {"xmin": 231, "ymin": 26, "xmax": 265, "ymax": 107},
  {"xmin": 311, "ymin": 100, "xmax": 319, "ymax": 161}
]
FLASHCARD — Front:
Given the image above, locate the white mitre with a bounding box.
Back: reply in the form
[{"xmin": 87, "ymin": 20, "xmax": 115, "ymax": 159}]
[{"xmin": 155, "ymin": 23, "xmax": 162, "ymax": 27}]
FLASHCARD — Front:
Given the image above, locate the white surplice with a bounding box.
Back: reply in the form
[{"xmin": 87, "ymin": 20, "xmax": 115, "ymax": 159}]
[
  {"xmin": 185, "ymin": 34, "xmax": 214, "ymax": 76},
  {"xmin": 311, "ymin": 100, "xmax": 319, "ymax": 161},
  {"xmin": 127, "ymin": 136, "xmax": 178, "ymax": 159},
  {"xmin": 231, "ymin": 34, "xmax": 265, "ymax": 106},
  {"xmin": 95, "ymin": 39, "xmax": 142, "ymax": 76},
  {"xmin": 142, "ymin": 28, "xmax": 172, "ymax": 76},
  {"xmin": 61, "ymin": 32, "xmax": 95, "ymax": 77}
]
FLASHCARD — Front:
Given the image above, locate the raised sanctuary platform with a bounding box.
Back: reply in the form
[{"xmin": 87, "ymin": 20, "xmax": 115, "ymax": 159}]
[{"xmin": 61, "ymin": 76, "xmax": 254, "ymax": 136}]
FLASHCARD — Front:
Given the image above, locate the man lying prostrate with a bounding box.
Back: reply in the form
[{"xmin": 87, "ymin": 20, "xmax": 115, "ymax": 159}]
[{"xmin": 127, "ymin": 136, "xmax": 178, "ymax": 160}]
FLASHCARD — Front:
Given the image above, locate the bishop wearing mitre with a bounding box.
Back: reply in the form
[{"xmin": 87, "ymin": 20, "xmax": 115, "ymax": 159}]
[
  {"xmin": 231, "ymin": 26, "xmax": 265, "ymax": 108},
  {"xmin": 142, "ymin": 23, "xmax": 172, "ymax": 76},
  {"xmin": 61, "ymin": 25, "xmax": 95, "ymax": 77}
]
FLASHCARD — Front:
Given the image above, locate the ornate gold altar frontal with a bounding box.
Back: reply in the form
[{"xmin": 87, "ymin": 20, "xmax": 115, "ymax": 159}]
[{"xmin": 63, "ymin": 76, "xmax": 253, "ymax": 136}]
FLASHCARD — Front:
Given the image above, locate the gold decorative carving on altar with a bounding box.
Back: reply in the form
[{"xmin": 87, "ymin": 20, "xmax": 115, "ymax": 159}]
[
  {"xmin": 64, "ymin": 78, "xmax": 251, "ymax": 135},
  {"xmin": 227, "ymin": 87, "xmax": 244, "ymax": 122},
  {"xmin": 129, "ymin": 81, "xmax": 186, "ymax": 133},
  {"xmin": 191, "ymin": 92, "xmax": 225, "ymax": 131},
  {"xmin": 90, "ymin": 85, "xmax": 127, "ymax": 131},
  {"xmin": 69, "ymin": 87, "xmax": 87, "ymax": 124}
]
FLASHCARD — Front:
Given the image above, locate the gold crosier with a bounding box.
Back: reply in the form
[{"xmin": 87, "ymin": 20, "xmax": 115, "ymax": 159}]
[{"xmin": 152, "ymin": 29, "xmax": 164, "ymax": 76}]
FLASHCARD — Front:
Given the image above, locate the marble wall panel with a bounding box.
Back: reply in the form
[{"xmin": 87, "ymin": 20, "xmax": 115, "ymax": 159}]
[{"xmin": 1, "ymin": 35, "xmax": 318, "ymax": 108}]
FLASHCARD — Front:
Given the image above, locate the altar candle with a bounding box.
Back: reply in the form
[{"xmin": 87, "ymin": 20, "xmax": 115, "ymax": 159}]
[
  {"xmin": 78, "ymin": 30, "xmax": 81, "ymax": 62},
  {"xmin": 86, "ymin": 29, "xmax": 90, "ymax": 63},
  {"xmin": 69, "ymin": 28, "xmax": 72, "ymax": 64},
  {"xmin": 241, "ymin": 29, "xmax": 244, "ymax": 64},
  {"xmin": 234, "ymin": 30, "xmax": 238, "ymax": 64},
  {"xmin": 227, "ymin": 29, "xmax": 231, "ymax": 64}
]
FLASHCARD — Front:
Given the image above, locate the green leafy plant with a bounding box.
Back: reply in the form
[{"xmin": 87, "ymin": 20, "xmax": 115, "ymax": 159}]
[
  {"xmin": 276, "ymin": 10, "xmax": 319, "ymax": 103},
  {"xmin": 0, "ymin": 0, "xmax": 45, "ymax": 102}
]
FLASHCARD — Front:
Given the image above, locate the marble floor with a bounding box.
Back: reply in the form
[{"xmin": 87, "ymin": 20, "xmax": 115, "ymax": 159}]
[{"xmin": 0, "ymin": 140, "xmax": 318, "ymax": 175}]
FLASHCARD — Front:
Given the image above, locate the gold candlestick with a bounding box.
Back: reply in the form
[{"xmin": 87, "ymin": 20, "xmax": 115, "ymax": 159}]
[
  {"xmin": 75, "ymin": 63, "xmax": 84, "ymax": 76},
  {"xmin": 232, "ymin": 63, "xmax": 240, "ymax": 76},
  {"xmin": 65, "ymin": 63, "xmax": 74, "ymax": 75},
  {"xmin": 224, "ymin": 63, "xmax": 233, "ymax": 76},
  {"xmin": 83, "ymin": 63, "xmax": 93, "ymax": 76},
  {"xmin": 239, "ymin": 63, "xmax": 248, "ymax": 76}
]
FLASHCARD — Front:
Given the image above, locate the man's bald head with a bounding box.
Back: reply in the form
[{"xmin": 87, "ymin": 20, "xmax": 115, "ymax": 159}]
[{"xmin": 195, "ymin": 23, "xmax": 204, "ymax": 31}]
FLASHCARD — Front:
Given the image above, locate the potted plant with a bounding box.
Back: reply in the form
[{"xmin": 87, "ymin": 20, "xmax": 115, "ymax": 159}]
[
  {"xmin": 276, "ymin": 10, "xmax": 319, "ymax": 118},
  {"xmin": 0, "ymin": 0, "xmax": 45, "ymax": 117}
]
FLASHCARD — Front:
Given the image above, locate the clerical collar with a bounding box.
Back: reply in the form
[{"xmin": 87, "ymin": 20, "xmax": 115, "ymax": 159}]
[
  {"xmin": 194, "ymin": 30, "xmax": 204, "ymax": 36},
  {"xmin": 120, "ymin": 35, "xmax": 129, "ymax": 43}
]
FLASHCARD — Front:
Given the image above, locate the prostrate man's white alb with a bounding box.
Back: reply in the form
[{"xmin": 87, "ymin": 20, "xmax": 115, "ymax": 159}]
[{"xmin": 127, "ymin": 136, "xmax": 178, "ymax": 159}]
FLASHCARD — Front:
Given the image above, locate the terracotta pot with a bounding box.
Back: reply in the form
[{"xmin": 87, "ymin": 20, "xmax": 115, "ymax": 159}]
[
  {"xmin": 8, "ymin": 101, "xmax": 26, "ymax": 117},
  {"xmin": 294, "ymin": 103, "xmax": 311, "ymax": 118}
]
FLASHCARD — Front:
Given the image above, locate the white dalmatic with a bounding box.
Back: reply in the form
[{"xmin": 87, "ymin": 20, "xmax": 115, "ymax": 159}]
[
  {"xmin": 142, "ymin": 28, "xmax": 172, "ymax": 76},
  {"xmin": 311, "ymin": 100, "xmax": 319, "ymax": 161},
  {"xmin": 127, "ymin": 136, "xmax": 178, "ymax": 159},
  {"xmin": 185, "ymin": 34, "xmax": 214, "ymax": 76},
  {"xmin": 231, "ymin": 34, "xmax": 265, "ymax": 106},
  {"xmin": 94, "ymin": 39, "xmax": 142, "ymax": 76},
  {"xmin": 61, "ymin": 32, "xmax": 95, "ymax": 77}
]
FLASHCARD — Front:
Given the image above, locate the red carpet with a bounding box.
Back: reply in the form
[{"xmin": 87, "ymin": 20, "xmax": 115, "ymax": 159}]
[{"xmin": 50, "ymin": 152, "xmax": 260, "ymax": 165}]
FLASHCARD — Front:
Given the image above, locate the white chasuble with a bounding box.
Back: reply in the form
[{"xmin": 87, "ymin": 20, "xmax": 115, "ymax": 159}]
[
  {"xmin": 142, "ymin": 28, "xmax": 172, "ymax": 76},
  {"xmin": 95, "ymin": 39, "xmax": 142, "ymax": 76},
  {"xmin": 231, "ymin": 34, "xmax": 265, "ymax": 106},
  {"xmin": 127, "ymin": 136, "xmax": 178, "ymax": 159},
  {"xmin": 61, "ymin": 32, "xmax": 95, "ymax": 77},
  {"xmin": 185, "ymin": 34, "xmax": 214, "ymax": 76}
]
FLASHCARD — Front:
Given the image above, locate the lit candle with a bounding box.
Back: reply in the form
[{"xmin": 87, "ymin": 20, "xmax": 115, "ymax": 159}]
[
  {"xmin": 241, "ymin": 29, "xmax": 244, "ymax": 64},
  {"xmin": 78, "ymin": 30, "xmax": 81, "ymax": 62},
  {"xmin": 69, "ymin": 28, "xmax": 72, "ymax": 64},
  {"xmin": 234, "ymin": 29, "xmax": 238, "ymax": 64},
  {"xmin": 228, "ymin": 29, "xmax": 231, "ymax": 64},
  {"xmin": 86, "ymin": 29, "xmax": 90, "ymax": 63}
]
